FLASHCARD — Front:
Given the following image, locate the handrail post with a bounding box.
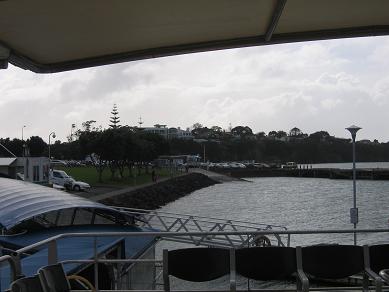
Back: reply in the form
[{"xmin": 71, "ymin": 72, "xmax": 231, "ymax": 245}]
[
  {"xmin": 11, "ymin": 253, "xmax": 23, "ymax": 280},
  {"xmin": 94, "ymin": 236, "xmax": 99, "ymax": 292},
  {"xmin": 163, "ymin": 249, "xmax": 169, "ymax": 292},
  {"xmin": 48, "ymin": 239, "xmax": 58, "ymax": 265}
]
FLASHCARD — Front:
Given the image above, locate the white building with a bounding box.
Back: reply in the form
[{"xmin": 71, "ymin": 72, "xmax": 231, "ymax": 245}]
[
  {"xmin": 168, "ymin": 127, "xmax": 193, "ymax": 140},
  {"xmin": 141, "ymin": 125, "xmax": 193, "ymax": 140},
  {"xmin": 0, "ymin": 157, "xmax": 50, "ymax": 183},
  {"xmin": 142, "ymin": 124, "xmax": 169, "ymax": 138}
]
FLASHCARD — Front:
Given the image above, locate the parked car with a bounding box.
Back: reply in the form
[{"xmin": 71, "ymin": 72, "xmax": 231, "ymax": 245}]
[
  {"xmin": 228, "ymin": 162, "xmax": 246, "ymax": 168},
  {"xmin": 281, "ymin": 162, "xmax": 298, "ymax": 169},
  {"xmin": 49, "ymin": 170, "xmax": 90, "ymax": 191},
  {"xmin": 50, "ymin": 159, "xmax": 68, "ymax": 167}
]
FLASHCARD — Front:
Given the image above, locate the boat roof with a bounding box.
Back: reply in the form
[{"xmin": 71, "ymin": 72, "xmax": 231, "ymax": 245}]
[
  {"xmin": 0, "ymin": 225, "xmax": 157, "ymax": 291},
  {"xmin": 1, "ymin": 0, "xmax": 389, "ymax": 73},
  {"xmin": 0, "ymin": 178, "xmax": 129, "ymax": 230}
]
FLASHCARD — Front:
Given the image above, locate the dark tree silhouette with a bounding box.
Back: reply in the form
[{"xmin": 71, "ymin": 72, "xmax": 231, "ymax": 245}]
[
  {"xmin": 26, "ymin": 136, "xmax": 47, "ymax": 157},
  {"xmin": 289, "ymin": 127, "xmax": 302, "ymax": 137},
  {"xmin": 109, "ymin": 104, "xmax": 121, "ymax": 129}
]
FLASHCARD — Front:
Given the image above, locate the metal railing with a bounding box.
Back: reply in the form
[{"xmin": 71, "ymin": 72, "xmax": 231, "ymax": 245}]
[
  {"xmin": 115, "ymin": 207, "xmax": 289, "ymax": 247},
  {"xmin": 1, "ymin": 229, "xmax": 389, "ymax": 292}
]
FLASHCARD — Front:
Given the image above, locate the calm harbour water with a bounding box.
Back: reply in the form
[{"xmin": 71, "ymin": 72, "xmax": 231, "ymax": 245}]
[
  {"xmin": 157, "ymin": 176, "xmax": 389, "ymax": 289},
  {"xmin": 158, "ymin": 176, "xmax": 389, "ymax": 246}
]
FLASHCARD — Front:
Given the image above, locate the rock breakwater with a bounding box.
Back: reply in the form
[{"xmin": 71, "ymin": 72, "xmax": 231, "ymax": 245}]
[{"xmin": 100, "ymin": 173, "xmax": 219, "ymax": 209}]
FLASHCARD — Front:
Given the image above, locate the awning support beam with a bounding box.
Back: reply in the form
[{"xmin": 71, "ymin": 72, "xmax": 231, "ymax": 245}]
[
  {"xmin": 0, "ymin": 43, "xmax": 10, "ymax": 69},
  {"xmin": 265, "ymin": 0, "xmax": 287, "ymax": 42}
]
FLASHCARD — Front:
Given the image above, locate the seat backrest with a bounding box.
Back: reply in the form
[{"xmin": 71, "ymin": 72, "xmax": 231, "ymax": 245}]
[
  {"xmin": 236, "ymin": 247, "xmax": 296, "ymax": 280},
  {"xmin": 301, "ymin": 245, "xmax": 363, "ymax": 279},
  {"xmin": 38, "ymin": 263, "xmax": 70, "ymax": 292},
  {"xmin": 368, "ymin": 244, "xmax": 389, "ymax": 274},
  {"xmin": 166, "ymin": 248, "xmax": 230, "ymax": 282},
  {"xmin": 10, "ymin": 275, "xmax": 44, "ymax": 292}
]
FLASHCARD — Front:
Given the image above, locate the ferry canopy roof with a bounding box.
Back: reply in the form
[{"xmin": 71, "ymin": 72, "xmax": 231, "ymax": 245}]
[
  {"xmin": 1, "ymin": 0, "xmax": 389, "ymax": 73},
  {"xmin": 0, "ymin": 178, "xmax": 128, "ymax": 230}
]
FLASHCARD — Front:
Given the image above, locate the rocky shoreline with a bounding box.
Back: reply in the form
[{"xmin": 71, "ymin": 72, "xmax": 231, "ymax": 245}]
[{"xmin": 99, "ymin": 173, "xmax": 219, "ymax": 209}]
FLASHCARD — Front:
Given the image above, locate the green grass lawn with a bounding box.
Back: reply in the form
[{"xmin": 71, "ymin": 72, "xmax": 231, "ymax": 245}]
[{"xmin": 56, "ymin": 166, "xmax": 182, "ymax": 186}]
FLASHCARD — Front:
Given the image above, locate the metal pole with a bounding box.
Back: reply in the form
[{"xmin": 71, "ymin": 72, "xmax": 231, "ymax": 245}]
[
  {"xmin": 48, "ymin": 134, "xmax": 51, "ymax": 161},
  {"xmin": 22, "ymin": 125, "xmax": 26, "ymax": 157},
  {"xmin": 346, "ymin": 125, "xmax": 361, "ymax": 246},
  {"xmin": 203, "ymin": 144, "xmax": 206, "ymax": 163},
  {"xmin": 352, "ymin": 135, "xmax": 357, "ymax": 245}
]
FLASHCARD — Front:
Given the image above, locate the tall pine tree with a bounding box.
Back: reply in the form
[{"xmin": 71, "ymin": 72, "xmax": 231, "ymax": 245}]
[{"xmin": 109, "ymin": 104, "xmax": 121, "ymax": 129}]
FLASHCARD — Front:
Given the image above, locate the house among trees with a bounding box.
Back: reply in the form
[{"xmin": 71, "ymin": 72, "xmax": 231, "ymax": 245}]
[{"xmin": 141, "ymin": 124, "xmax": 193, "ymax": 140}]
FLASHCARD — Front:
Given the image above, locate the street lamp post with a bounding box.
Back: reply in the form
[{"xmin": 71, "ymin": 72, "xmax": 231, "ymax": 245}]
[
  {"xmin": 203, "ymin": 144, "xmax": 206, "ymax": 163},
  {"xmin": 21, "ymin": 125, "xmax": 26, "ymax": 141},
  {"xmin": 21, "ymin": 125, "xmax": 26, "ymax": 156},
  {"xmin": 346, "ymin": 125, "xmax": 362, "ymax": 245},
  {"xmin": 48, "ymin": 132, "xmax": 56, "ymax": 163}
]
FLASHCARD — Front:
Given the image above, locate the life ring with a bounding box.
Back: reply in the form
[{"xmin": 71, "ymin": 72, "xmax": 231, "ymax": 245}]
[
  {"xmin": 67, "ymin": 275, "xmax": 96, "ymax": 292},
  {"xmin": 253, "ymin": 235, "xmax": 271, "ymax": 247}
]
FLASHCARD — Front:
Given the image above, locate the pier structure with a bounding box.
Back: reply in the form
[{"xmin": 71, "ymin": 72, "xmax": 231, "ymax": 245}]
[{"xmin": 213, "ymin": 168, "xmax": 389, "ymax": 180}]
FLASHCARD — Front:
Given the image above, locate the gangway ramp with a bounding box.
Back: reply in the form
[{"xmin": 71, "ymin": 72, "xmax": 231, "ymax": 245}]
[{"xmin": 115, "ymin": 207, "xmax": 289, "ymax": 248}]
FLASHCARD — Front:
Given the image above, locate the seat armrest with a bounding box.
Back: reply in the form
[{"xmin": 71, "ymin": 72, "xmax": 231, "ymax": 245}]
[
  {"xmin": 379, "ymin": 269, "xmax": 389, "ymax": 284},
  {"xmin": 230, "ymin": 277, "xmax": 236, "ymax": 292},
  {"xmin": 297, "ymin": 268, "xmax": 309, "ymax": 292},
  {"xmin": 365, "ymin": 268, "xmax": 383, "ymax": 292},
  {"xmin": 229, "ymin": 249, "xmax": 236, "ymax": 292},
  {"xmin": 366, "ymin": 267, "xmax": 382, "ymax": 281}
]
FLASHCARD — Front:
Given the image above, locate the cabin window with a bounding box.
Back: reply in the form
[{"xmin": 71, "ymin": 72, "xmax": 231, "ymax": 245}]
[
  {"xmin": 56, "ymin": 209, "xmax": 74, "ymax": 226},
  {"xmin": 33, "ymin": 165, "xmax": 39, "ymax": 181},
  {"xmin": 73, "ymin": 208, "xmax": 94, "ymax": 225},
  {"xmin": 43, "ymin": 165, "xmax": 48, "ymax": 180}
]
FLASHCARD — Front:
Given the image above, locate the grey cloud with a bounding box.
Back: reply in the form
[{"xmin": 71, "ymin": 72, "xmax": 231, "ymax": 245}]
[{"xmin": 1, "ymin": 36, "xmax": 389, "ymax": 142}]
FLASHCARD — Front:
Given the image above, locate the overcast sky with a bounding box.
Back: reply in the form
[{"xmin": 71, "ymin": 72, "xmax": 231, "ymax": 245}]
[{"xmin": 1, "ymin": 35, "xmax": 389, "ymax": 143}]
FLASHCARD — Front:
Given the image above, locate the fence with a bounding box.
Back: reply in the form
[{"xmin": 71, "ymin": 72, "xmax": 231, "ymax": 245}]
[{"xmin": 1, "ymin": 229, "xmax": 389, "ymax": 292}]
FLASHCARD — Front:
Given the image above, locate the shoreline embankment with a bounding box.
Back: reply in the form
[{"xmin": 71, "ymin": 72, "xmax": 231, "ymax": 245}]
[{"xmin": 98, "ymin": 172, "xmax": 219, "ymax": 209}]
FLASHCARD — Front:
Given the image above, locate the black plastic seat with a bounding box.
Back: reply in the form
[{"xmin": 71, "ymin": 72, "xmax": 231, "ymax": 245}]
[
  {"xmin": 368, "ymin": 244, "xmax": 389, "ymax": 275},
  {"xmin": 163, "ymin": 248, "xmax": 234, "ymax": 292},
  {"xmin": 300, "ymin": 245, "xmax": 364, "ymax": 279},
  {"xmin": 10, "ymin": 275, "xmax": 44, "ymax": 292},
  {"xmin": 297, "ymin": 244, "xmax": 382, "ymax": 292},
  {"xmin": 236, "ymin": 247, "xmax": 297, "ymax": 280},
  {"xmin": 38, "ymin": 263, "xmax": 71, "ymax": 292}
]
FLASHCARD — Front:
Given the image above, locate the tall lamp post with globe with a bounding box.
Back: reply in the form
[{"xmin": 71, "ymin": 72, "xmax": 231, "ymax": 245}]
[
  {"xmin": 48, "ymin": 132, "xmax": 56, "ymax": 163},
  {"xmin": 346, "ymin": 125, "xmax": 361, "ymax": 245},
  {"xmin": 21, "ymin": 125, "xmax": 26, "ymax": 156}
]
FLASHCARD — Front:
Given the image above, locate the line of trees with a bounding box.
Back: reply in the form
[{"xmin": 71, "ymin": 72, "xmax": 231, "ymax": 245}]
[
  {"xmin": 0, "ymin": 136, "xmax": 47, "ymax": 157},
  {"xmin": 77, "ymin": 125, "xmax": 168, "ymax": 182},
  {"xmin": 2, "ymin": 120, "xmax": 389, "ymax": 182}
]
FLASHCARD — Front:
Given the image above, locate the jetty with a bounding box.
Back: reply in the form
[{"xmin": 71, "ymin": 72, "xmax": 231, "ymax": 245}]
[
  {"xmin": 213, "ymin": 168, "xmax": 389, "ymax": 180},
  {"xmin": 190, "ymin": 168, "xmax": 243, "ymax": 183}
]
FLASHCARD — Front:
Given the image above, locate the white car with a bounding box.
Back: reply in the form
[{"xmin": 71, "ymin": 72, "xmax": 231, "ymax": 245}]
[
  {"xmin": 229, "ymin": 162, "xmax": 246, "ymax": 168},
  {"xmin": 49, "ymin": 170, "xmax": 90, "ymax": 192},
  {"xmin": 50, "ymin": 160, "xmax": 68, "ymax": 167}
]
